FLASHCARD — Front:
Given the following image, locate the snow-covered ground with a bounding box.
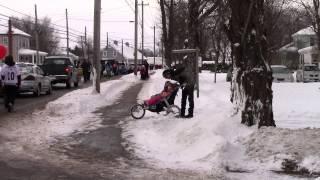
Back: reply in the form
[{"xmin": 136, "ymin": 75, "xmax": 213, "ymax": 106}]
[
  {"xmin": 123, "ymin": 70, "xmax": 320, "ymax": 179},
  {"xmin": 2, "ymin": 70, "xmax": 320, "ymax": 179}
]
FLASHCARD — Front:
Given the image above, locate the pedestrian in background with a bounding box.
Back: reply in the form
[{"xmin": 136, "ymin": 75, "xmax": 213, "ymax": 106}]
[
  {"xmin": 0, "ymin": 55, "xmax": 21, "ymax": 112},
  {"xmin": 81, "ymin": 59, "xmax": 91, "ymax": 83}
]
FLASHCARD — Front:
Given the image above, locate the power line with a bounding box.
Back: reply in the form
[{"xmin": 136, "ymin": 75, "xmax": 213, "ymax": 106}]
[
  {"xmin": 0, "ymin": 3, "xmax": 31, "ymax": 18},
  {"xmin": 124, "ymin": 0, "xmax": 135, "ymax": 13},
  {"xmin": 0, "ymin": 23, "xmax": 8, "ymax": 28},
  {"xmin": 0, "ymin": 4, "xmax": 84, "ymax": 36}
]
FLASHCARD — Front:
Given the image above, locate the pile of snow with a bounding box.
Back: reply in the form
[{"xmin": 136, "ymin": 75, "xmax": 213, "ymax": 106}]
[
  {"xmin": 123, "ymin": 71, "xmax": 253, "ymax": 172},
  {"xmin": 242, "ymin": 127, "xmax": 320, "ymax": 173}
]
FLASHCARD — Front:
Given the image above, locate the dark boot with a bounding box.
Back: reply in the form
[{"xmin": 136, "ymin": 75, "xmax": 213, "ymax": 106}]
[
  {"xmin": 186, "ymin": 108, "xmax": 193, "ymax": 118},
  {"xmin": 180, "ymin": 108, "xmax": 185, "ymax": 117}
]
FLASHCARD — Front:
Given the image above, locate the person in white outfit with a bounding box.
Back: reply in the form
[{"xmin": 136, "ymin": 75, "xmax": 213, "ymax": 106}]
[{"xmin": 0, "ymin": 55, "xmax": 21, "ymax": 112}]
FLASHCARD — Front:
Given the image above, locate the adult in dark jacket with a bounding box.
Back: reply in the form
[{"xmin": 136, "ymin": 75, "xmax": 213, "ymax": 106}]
[
  {"xmin": 0, "ymin": 55, "xmax": 21, "ymax": 112},
  {"xmin": 81, "ymin": 60, "xmax": 91, "ymax": 83},
  {"xmin": 163, "ymin": 67, "xmax": 195, "ymax": 118}
]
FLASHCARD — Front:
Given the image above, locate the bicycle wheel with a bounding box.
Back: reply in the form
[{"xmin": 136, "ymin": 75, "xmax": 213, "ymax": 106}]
[
  {"xmin": 167, "ymin": 105, "xmax": 181, "ymax": 117},
  {"xmin": 131, "ymin": 104, "xmax": 146, "ymax": 119}
]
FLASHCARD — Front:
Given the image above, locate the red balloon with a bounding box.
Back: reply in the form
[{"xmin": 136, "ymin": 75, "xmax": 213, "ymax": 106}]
[{"xmin": 0, "ymin": 45, "xmax": 7, "ymax": 60}]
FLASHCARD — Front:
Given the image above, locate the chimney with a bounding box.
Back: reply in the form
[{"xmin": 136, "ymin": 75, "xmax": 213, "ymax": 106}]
[
  {"xmin": 113, "ymin": 40, "xmax": 118, "ymax": 45},
  {"xmin": 125, "ymin": 42, "xmax": 130, "ymax": 47}
]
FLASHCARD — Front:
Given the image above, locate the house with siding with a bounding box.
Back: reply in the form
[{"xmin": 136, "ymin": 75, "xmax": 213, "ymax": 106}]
[
  {"xmin": 0, "ymin": 26, "xmax": 47, "ymax": 64},
  {"xmin": 278, "ymin": 26, "xmax": 319, "ymax": 69},
  {"xmin": 101, "ymin": 40, "xmax": 146, "ymax": 66}
]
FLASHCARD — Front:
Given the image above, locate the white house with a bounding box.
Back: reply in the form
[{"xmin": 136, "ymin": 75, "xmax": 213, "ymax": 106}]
[
  {"xmin": 279, "ymin": 26, "xmax": 320, "ymax": 68},
  {"xmin": 0, "ymin": 26, "xmax": 47, "ymax": 64},
  {"xmin": 101, "ymin": 41, "xmax": 147, "ymax": 66}
]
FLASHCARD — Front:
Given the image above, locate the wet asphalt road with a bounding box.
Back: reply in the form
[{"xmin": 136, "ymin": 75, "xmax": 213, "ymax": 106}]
[{"xmin": 0, "ymin": 77, "xmax": 221, "ymax": 180}]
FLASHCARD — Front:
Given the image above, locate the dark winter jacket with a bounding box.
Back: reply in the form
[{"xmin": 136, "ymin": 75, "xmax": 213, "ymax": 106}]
[{"xmin": 170, "ymin": 66, "xmax": 195, "ymax": 87}]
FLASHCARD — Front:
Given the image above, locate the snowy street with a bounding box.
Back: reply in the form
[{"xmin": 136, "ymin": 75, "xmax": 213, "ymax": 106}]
[{"xmin": 0, "ymin": 70, "xmax": 319, "ymax": 179}]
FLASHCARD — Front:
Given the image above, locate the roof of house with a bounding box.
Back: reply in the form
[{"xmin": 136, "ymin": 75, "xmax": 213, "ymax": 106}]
[
  {"xmin": 54, "ymin": 49, "xmax": 79, "ymax": 60},
  {"xmin": 19, "ymin": 49, "xmax": 48, "ymax": 55},
  {"xmin": 0, "ymin": 26, "xmax": 31, "ymax": 37},
  {"xmin": 292, "ymin": 26, "xmax": 315, "ymax": 37},
  {"xmin": 278, "ymin": 42, "xmax": 298, "ymax": 52},
  {"xmin": 298, "ymin": 45, "xmax": 318, "ymax": 54},
  {"xmin": 109, "ymin": 42, "xmax": 147, "ymax": 60}
]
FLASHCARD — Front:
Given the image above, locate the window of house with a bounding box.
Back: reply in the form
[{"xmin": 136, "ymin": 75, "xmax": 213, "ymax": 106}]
[
  {"xmin": 310, "ymin": 37, "xmax": 316, "ymax": 46},
  {"xmin": 19, "ymin": 39, "xmax": 23, "ymax": 48},
  {"xmin": 2, "ymin": 37, "xmax": 8, "ymax": 45},
  {"xmin": 113, "ymin": 50, "xmax": 117, "ymax": 57},
  {"xmin": 312, "ymin": 53, "xmax": 319, "ymax": 62}
]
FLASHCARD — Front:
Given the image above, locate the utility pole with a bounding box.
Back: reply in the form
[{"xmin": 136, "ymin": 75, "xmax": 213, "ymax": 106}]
[
  {"xmin": 66, "ymin": 8, "xmax": 69, "ymax": 57},
  {"xmin": 121, "ymin": 39, "xmax": 124, "ymax": 63},
  {"xmin": 153, "ymin": 25, "xmax": 155, "ymax": 69},
  {"xmin": 35, "ymin": 4, "xmax": 40, "ymax": 64},
  {"xmin": 106, "ymin": 32, "xmax": 109, "ymax": 48},
  {"xmin": 85, "ymin": 26, "xmax": 89, "ymax": 60},
  {"xmin": 80, "ymin": 36, "xmax": 84, "ymax": 58},
  {"xmin": 134, "ymin": 0, "xmax": 138, "ymax": 75},
  {"xmin": 161, "ymin": 41, "xmax": 164, "ymax": 68},
  {"xmin": 8, "ymin": 19, "xmax": 13, "ymax": 56},
  {"xmin": 140, "ymin": 1, "xmax": 149, "ymax": 64},
  {"xmin": 93, "ymin": 0, "xmax": 101, "ymax": 93}
]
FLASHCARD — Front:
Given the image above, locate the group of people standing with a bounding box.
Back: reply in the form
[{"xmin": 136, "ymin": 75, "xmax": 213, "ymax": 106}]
[
  {"xmin": 80, "ymin": 60, "xmax": 91, "ymax": 83},
  {"xmin": 0, "ymin": 55, "xmax": 21, "ymax": 112}
]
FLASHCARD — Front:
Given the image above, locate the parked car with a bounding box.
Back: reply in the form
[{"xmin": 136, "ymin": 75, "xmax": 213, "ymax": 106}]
[
  {"xmin": 41, "ymin": 56, "xmax": 80, "ymax": 88},
  {"xmin": 16, "ymin": 63, "xmax": 52, "ymax": 96},
  {"xmin": 271, "ymin": 65, "xmax": 294, "ymax": 82},
  {"xmin": 296, "ymin": 64, "xmax": 320, "ymax": 82}
]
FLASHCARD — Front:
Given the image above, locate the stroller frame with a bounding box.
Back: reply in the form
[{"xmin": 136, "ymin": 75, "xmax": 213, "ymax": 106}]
[{"xmin": 130, "ymin": 84, "xmax": 181, "ymax": 119}]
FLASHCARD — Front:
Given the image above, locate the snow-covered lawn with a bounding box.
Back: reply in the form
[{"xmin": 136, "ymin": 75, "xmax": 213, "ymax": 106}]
[{"xmin": 123, "ymin": 70, "xmax": 320, "ymax": 179}]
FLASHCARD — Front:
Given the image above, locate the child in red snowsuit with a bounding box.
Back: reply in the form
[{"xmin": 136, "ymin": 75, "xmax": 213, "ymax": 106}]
[{"xmin": 145, "ymin": 81, "xmax": 176, "ymax": 106}]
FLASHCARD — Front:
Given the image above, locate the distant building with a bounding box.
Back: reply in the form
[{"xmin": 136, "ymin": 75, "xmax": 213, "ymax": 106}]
[
  {"xmin": 101, "ymin": 40, "xmax": 147, "ymax": 65},
  {"xmin": 146, "ymin": 57, "xmax": 165, "ymax": 69},
  {"xmin": 278, "ymin": 26, "xmax": 319, "ymax": 69},
  {"xmin": 0, "ymin": 26, "xmax": 47, "ymax": 64}
]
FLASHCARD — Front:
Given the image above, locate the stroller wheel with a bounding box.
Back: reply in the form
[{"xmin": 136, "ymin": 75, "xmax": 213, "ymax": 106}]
[
  {"xmin": 130, "ymin": 104, "xmax": 146, "ymax": 119},
  {"xmin": 167, "ymin": 105, "xmax": 180, "ymax": 117}
]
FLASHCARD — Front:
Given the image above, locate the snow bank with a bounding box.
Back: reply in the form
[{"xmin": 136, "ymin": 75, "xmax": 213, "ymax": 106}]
[
  {"xmin": 123, "ymin": 71, "xmax": 253, "ymax": 172},
  {"xmin": 241, "ymin": 127, "xmax": 320, "ymax": 173},
  {"xmin": 1, "ymin": 74, "xmax": 140, "ymax": 147}
]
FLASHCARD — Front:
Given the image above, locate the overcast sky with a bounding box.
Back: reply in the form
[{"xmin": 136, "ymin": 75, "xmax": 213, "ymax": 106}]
[{"xmin": 0, "ymin": 0, "xmax": 160, "ymax": 50}]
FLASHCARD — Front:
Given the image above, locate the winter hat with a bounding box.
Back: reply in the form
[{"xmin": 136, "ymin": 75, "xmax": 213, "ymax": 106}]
[
  {"xmin": 162, "ymin": 69, "xmax": 173, "ymax": 78},
  {"xmin": 4, "ymin": 55, "xmax": 15, "ymax": 66}
]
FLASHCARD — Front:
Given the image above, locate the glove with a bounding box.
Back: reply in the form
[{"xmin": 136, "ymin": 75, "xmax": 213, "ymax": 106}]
[{"xmin": 181, "ymin": 83, "xmax": 187, "ymax": 89}]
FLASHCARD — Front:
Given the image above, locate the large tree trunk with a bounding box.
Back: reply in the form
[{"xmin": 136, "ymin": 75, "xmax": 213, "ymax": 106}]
[
  {"xmin": 226, "ymin": 0, "xmax": 275, "ymax": 127},
  {"xmin": 188, "ymin": 0, "xmax": 201, "ymax": 49},
  {"xmin": 160, "ymin": 0, "xmax": 174, "ymax": 66}
]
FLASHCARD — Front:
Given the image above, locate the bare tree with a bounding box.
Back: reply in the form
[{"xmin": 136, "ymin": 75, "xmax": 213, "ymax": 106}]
[
  {"xmin": 12, "ymin": 17, "xmax": 59, "ymax": 55},
  {"xmin": 187, "ymin": 0, "xmax": 221, "ymax": 50},
  {"xmin": 225, "ymin": 0, "xmax": 276, "ymax": 127}
]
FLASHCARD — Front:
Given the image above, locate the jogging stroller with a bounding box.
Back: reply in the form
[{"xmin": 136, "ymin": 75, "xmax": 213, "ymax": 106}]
[{"xmin": 130, "ymin": 83, "xmax": 180, "ymax": 119}]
